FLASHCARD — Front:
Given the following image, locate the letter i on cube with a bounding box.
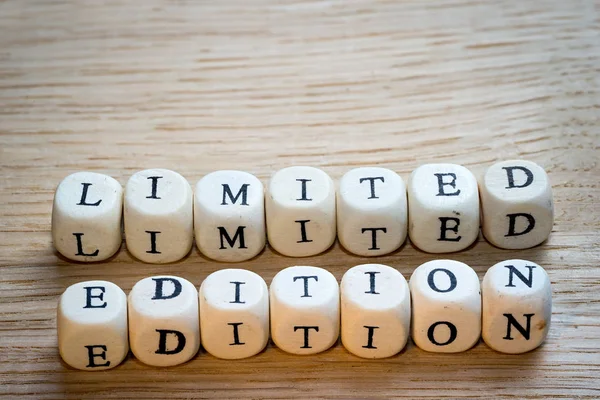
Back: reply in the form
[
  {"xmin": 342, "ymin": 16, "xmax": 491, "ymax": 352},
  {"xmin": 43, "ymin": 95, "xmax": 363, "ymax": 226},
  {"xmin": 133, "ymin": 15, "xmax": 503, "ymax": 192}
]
[
  {"xmin": 266, "ymin": 167, "xmax": 336, "ymax": 257},
  {"xmin": 479, "ymin": 160, "xmax": 553, "ymax": 249},
  {"xmin": 482, "ymin": 259, "xmax": 552, "ymax": 354},
  {"xmin": 341, "ymin": 264, "xmax": 410, "ymax": 358},
  {"xmin": 124, "ymin": 169, "xmax": 193, "ymax": 263},
  {"xmin": 52, "ymin": 172, "xmax": 123, "ymax": 261},
  {"xmin": 270, "ymin": 266, "xmax": 339, "ymax": 354},
  {"xmin": 128, "ymin": 276, "xmax": 200, "ymax": 367},
  {"xmin": 195, "ymin": 171, "xmax": 266, "ymax": 262},
  {"xmin": 57, "ymin": 281, "xmax": 128, "ymax": 370},
  {"xmin": 408, "ymin": 164, "xmax": 479, "ymax": 253},
  {"xmin": 199, "ymin": 269, "xmax": 269, "ymax": 359},
  {"xmin": 337, "ymin": 168, "xmax": 408, "ymax": 256},
  {"xmin": 410, "ymin": 260, "xmax": 481, "ymax": 353}
]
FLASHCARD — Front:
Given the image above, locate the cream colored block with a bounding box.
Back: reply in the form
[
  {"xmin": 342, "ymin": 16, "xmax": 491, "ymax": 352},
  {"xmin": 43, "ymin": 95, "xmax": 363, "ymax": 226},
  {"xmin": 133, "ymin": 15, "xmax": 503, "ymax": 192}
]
[
  {"xmin": 341, "ymin": 264, "xmax": 410, "ymax": 358},
  {"xmin": 266, "ymin": 167, "xmax": 336, "ymax": 257},
  {"xmin": 124, "ymin": 169, "xmax": 193, "ymax": 263},
  {"xmin": 270, "ymin": 266, "xmax": 339, "ymax": 354},
  {"xmin": 482, "ymin": 259, "xmax": 552, "ymax": 354},
  {"xmin": 337, "ymin": 168, "xmax": 408, "ymax": 256},
  {"xmin": 199, "ymin": 269, "xmax": 269, "ymax": 359},
  {"xmin": 195, "ymin": 170, "xmax": 265, "ymax": 262},
  {"xmin": 480, "ymin": 160, "xmax": 553, "ymax": 249},
  {"xmin": 129, "ymin": 276, "xmax": 200, "ymax": 367},
  {"xmin": 52, "ymin": 172, "xmax": 123, "ymax": 262},
  {"xmin": 57, "ymin": 280, "xmax": 128, "ymax": 370},
  {"xmin": 410, "ymin": 260, "xmax": 481, "ymax": 353},
  {"xmin": 408, "ymin": 164, "xmax": 479, "ymax": 253}
]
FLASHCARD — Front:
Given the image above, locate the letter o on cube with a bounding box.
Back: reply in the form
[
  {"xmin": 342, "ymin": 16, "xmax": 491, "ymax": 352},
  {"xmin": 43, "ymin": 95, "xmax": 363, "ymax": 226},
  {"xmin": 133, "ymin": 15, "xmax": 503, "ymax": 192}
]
[
  {"xmin": 482, "ymin": 259, "xmax": 552, "ymax": 354},
  {"xmin": 479, "ymin": 160, "xmax": 553, "ymax": 249},
  {"xmin": 124, "ymin": 169, "xmax": 193, "ymax": 263},
  {"xmin": 57, "ymin": 281, "xmax": 128, "ymax": 370},
  {"xmin": 266, "ymin": 167, "xmax": 336, "ymax": 257},
  {"xmin": 337, "ymin": 168, "xmax": 408, "ymax": 256},
  {"xmin": 270, "ymin": 266, "xmax": 339, "ymax": 354},
  {"xmin": 341, "ymin": 264, "xmax": 410, "ymax": 358},
  {"xmin": 410, "ymin": 260, "xmax": 481, "ymax": 353},
  {"xmin": 199, "ymin": 269, "xmax": 269, "ymax": 359},
  {"xmin": 52, "ymin": 172, "xmax": 123, "ymax": 262},
  {"xmin": 128, "ymin": 276, "xmax": 200, "ymax": 367}
]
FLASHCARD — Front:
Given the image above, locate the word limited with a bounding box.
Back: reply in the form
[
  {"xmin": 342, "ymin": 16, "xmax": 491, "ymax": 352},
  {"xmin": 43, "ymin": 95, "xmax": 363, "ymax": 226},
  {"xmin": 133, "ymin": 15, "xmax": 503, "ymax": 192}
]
[
  {"xmin": 57, "ymin": 259, "xmax": 552, "ymax": 370},
  {"xmin": 51, "ymin": 160, "xmax": 554, "ymax": 263}
]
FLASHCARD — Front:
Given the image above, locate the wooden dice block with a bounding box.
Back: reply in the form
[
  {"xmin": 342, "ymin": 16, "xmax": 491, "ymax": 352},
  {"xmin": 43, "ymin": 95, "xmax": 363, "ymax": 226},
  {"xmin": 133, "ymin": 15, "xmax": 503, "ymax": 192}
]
[
  {"xmin": 52, "ymin": 172, "xmax": 123, "ymax": 261},
  {"xmin": 129, "ymin": 276, "xmax": 200, "ymax": 367},
  {"xmin": 199, "ymin": 269, "xmax": 269, "ymax": 359},
  {"xmin": 408, "ymin": 164, "xmax": 479, "ymax": 253},
  {"xmin": 266, "ymin": 167, "xmax": 336, "ymax": 257},
  {"xmin": 479, "ymin": 160, "xmax": 553, "ymax": 249},
  {"xmin": 195, "ymin": 170, "xmax": 265, "ymax": 262},
  {"xmin": 341, "ymin": 264, "xmax": 410, "ymax": 358},
  {"xmin": 482, "ymin": 259, "xmax": 552, "ymax": 354},
  {"xmin": 337, "ymin": 168, "xmax": 408, "ymax": 256},
  {"xmin": 410, "ymin": 260, "xmax": 481, "ymax": 353},
  {"xmin": 124, "ymin": 169, "xmax": 193, "ymax": 263},
  {"xmin": 57, "ymin": 281, "xmax": 128, "ymax": 370},
  {"xmin": 270, "ymin": 266, "xmax": 339, "ymax": 354}
]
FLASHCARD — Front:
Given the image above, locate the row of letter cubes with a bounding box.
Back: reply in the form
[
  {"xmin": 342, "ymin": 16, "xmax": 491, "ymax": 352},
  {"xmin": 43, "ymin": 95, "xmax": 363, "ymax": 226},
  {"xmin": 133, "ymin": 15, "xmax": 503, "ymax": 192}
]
[
  {"xmin": 58, "ymin": 259, "xmax": 552, "ymax": 370},
  {"xmin": 52, "ymin": 160, "xmax": 554, "ymax": 263}
]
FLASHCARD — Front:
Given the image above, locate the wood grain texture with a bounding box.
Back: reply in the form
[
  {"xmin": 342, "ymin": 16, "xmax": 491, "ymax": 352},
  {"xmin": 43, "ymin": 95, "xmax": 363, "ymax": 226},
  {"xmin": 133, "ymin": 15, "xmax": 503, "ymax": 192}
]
[{"xmin": 1, "ymin": 0, "xmax": 599, "ymax": 398}]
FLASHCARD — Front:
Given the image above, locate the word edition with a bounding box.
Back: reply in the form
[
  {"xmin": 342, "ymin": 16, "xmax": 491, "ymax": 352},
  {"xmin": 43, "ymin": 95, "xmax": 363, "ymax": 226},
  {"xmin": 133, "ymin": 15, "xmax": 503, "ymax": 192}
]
[
  {"xmin": 57, "ymin": 260, "xmax": 552, "ymax": 370},
  {"xmin": 51, "ymin": 160, "xmax": 554, "ymax": 262}
]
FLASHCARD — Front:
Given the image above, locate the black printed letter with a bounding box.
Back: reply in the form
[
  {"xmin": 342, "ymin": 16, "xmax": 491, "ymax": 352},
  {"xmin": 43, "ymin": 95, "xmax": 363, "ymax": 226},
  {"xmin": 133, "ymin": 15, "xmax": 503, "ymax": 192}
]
[
  {"xmin": 427, "ymin": 268, "xmax": 457, "ymax": 293},
  {"xmin": 434, "ymin": 173, "xmax": 461, "ymax": 196},
  {"xmin": 155, "ymin": 329, "xmax": 187, "ymax": 354},
  {"xmin": 77, "ymin": 183, "xmax": 102, "ymax": 206},
  {"xmin": 83, "ymin": 286, "xmax": 107, "ymax": 309},
  {"xmin": 438, "ymin": 217, "xmax": 462, "ymax": 242},
  {"xmin": 73, "ymin": 233, "xmax": 99, "ymax": 257},
  {"xmin": 361, "ymin": 227, "xmax": 387, "ymax": 250},
  {"xmin": 505, "ymin": 265, "xmax": 536, "ymax": 288},
  {"xmin": 221, "ymin": 184, "xmax": 250, "ymax": 206},
  {"xmin": 293, "ymin": 275, "xmax": 319, "ymax": 298},
  {"xmin": 85, "ymin": 345, "xmax": 110, "ymax": 368},
  {"xmin": 152, "ymin": 277, "xmax": 182, "ymax": 300},
  {"xmin": 218, "ymin": 226, "xmax": 247, "ymax": 249},
  {"xmin": 502, "ymin": 166, "xmax": 534, "ymax": 189},
  {"xmin": 427, "ymin": 321, "xmax": 457, "ymax": 346},
  {"xmin": 359, "ymin": 176, "xmax": 385, "ymax": 199},
  {"xmin": 146, "ymin": 176, "xmax": 163, "ymax": 199},
  {"xmin": 503, "ymin": 313, "xmax": 534, "ymax": 340},
  {"xmin": 294, "ymin": 326, "xmax": 319, "ymax": 348},
  {"xmin": 505, "ymin": 213, "xmax": 535, "ymax": 237}
]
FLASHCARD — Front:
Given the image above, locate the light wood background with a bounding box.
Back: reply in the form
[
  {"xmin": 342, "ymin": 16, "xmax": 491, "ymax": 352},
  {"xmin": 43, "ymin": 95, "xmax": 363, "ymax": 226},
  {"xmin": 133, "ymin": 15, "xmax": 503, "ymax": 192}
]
[{"xmin": 1, "ymin": 0, "xmax": 599, "ymax": 398}]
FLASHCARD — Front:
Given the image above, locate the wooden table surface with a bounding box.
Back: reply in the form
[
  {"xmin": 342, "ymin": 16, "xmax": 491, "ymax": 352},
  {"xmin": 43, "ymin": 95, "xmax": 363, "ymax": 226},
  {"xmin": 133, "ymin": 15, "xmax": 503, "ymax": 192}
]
[{"xmin": 1, "ymin": 0, "xmax": 599, "ymax": 398}]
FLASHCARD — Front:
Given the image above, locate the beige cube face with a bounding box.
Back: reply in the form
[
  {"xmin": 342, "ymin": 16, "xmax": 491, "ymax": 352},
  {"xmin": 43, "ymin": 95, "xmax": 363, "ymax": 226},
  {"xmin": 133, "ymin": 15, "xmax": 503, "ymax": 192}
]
[
  {"xmin": 408, "ymin": 164, "xmax": 479, "ymax": 253},
  {"xmin": 124, "ymin": 169, "xmax": 193, "ymax": 264},
  {"xmin": 57, "ymin": 281, "xmax": 128, "ymax": 370},
  {"xmin": 482, "ymin": 259, "xmax": 552, "ymax": 354},
  {"xmin": 199, "ymin": 269, "xmax": 269, "ymax": 359},
  {"xmin": 52, "ymin": 172, "xmax": 123, "ymax": 262},
  {"xmin": 270, "ymin": 266, "xmax": 339, "ymax": 355},
  {"xmin": 341, "ymin": 264, "xmax": 410, "ymax": 358},
  {"xmin": 337, "ymin": 168, "xmax": 408, "ymax": 256},
  {"xmin": 266, "ymin": 167, "xmax": 336, "ymax": 257},
  {"xmin": 410, "ymin": 260, "xmax": 481, "ymax": 353},
  {"xmin": 195, "ymin": 171, "xmax": 265, "ymax": 262},
  {"xmin": 128, "ymin": 276, "xmax": 200, "ymax": 367},
  {"xmin": 480, "ymin": 160, "xmax": 553, "ymax": 249}
]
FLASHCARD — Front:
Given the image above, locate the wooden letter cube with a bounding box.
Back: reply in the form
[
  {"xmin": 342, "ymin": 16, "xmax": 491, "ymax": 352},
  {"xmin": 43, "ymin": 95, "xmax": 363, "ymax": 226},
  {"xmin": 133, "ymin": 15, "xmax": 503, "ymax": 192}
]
[
  {"xmin": 124, "ymin": 169, "xmax": 193, "ymax": 263},
  {"xmin": 52, "ymin": 172, "xmax": 123, "ymax": 261},
  {"xmin": 480, "ymin": 160, "xmax": 553, "ymax": 249},
  {"xmin": 195, "ymin": 170, "xmax": 265, "ymax": 262},
  {"xmin": 410, "ymin": 260, "xmax": 481, "ymax": 353},
  {"xmin": 199, "ymin": 269, "xmax": 269, "ymax": 359},
  {"xmin": 266, "ymin": 167, "xmax": 336, "ymax": 257},
  {"xmin": 337, "ymin": 168, "xmax": 408, "ymax": 256},
  {"xmin": 270, "ymin": 266, "xmax": 339, "ymax": 354},
  {"xmin": 341, "ymin": 264, "xmax": 410, "ymax": 358},
  {"xmin": 482, "ymin": 259, "xmax": 552, "ymax": 354},
  {"xmin": 129, "ymin": 276, "xmax": 200, "ymax": 367},
  {"xmin": 408, "ymin": 164, "xmax": 479, "ymax": 253},
  {"xmin": 57, "ymin": 280, "xmax": 128, "ymax": 370}
]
